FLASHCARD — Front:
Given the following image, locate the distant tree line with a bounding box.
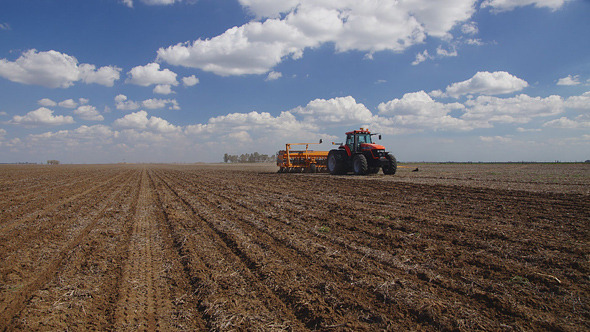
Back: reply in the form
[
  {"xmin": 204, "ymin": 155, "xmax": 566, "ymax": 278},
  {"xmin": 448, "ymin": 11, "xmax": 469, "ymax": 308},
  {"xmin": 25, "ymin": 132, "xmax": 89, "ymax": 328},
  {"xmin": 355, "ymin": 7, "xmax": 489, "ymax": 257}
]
[
  {"xmin": 47, "ymin": 160, "xmax": 60, "ymax": 165},
  {"xmin": 223, "ymin": 152, "xmax": 275, "ymax": 163}
]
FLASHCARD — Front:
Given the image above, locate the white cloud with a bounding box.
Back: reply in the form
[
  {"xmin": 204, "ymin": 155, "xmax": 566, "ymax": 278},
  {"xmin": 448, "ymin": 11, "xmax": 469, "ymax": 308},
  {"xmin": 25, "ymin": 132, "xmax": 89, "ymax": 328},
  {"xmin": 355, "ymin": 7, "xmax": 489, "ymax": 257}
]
[
  {"xmin": 544, "ymin": 115, "xmax": 590, "ymax": 129},
  {"xmin": 182, "ymin": 75, "xmax": 199, "ymax": 87},
  {"xmin": 0, "ymin": 23, "xmax": 11, "ymax": 31},
  {"xmin": 74, "ymin": 105, "xmax": 104, "ymax": 121},
  {"xmin": 292, "ymin": 96, "xmax": 374, "ymax": 126},
  {"xmin": 153, "ymin": 84, "xmax": 174, "ymax": 95},
  {"xmin": 126, "ymin": 63, "xmax": 178, "ymax": 87},
  {"xmin": 158, "ymin": 0, "xmax": 479, "ymax": 76},
  {"xmin": 482, "ymin": 0, "xmax": 572, "ymax": 12},
  {"xmin": 78, "ymin": 63, "xmax": 121, "ymax": 87},
  {"xmin": 412, "ymin": 50, "xmax": 431, "ymax": 66},
  {"xmin": 463, "ymin": 94, "xmax": 564, "ymax": 124},
  {"xmin": 436, "ymin": 46, "xmax": 458, "ymax": 57},
  {"xmin": 141, "ymin": 0, "xmax": 180, "ymax": 5},
  {"xmin": 38, "ymin": 98, "xmax": 57, "ymax": 107},
  {"xmin": 564, "ymin": 91, "xmax": 590, "ymax": 110},
  {"xmin": 480, "ymin": 135, "xmax": 513, "ymax": 143},
  {"xmin": 79, "ymin": 98, "xmax": 89, "ymax": 105},
  {"xmin": 556, "ymin": 74, "xmax": 581, "ymax": 86},
  {"xmin": 444, "ymin": 71, "xmax": 529, "ymax": 98},
  {"xmin": 58, "ymin": 99, "xmax": 78, "ymax": 109},
  {"xmin": 378, "ymin": 91, "xmax": 471, "ymax": 131},
  {"xmin": 115, "ymin": 94, "xmax": 140, "ymax": 111},
  {"xmin": 10, "ymin": 107, "xmax": 75, "ymax": 127},
  {"xmin": 265, "ymin": 71, "xmax": 282, "ymax": 81},
  {"xmin": 122, "ymin": 0, "xmax": 188, "ymax": 6},
  {"xmin": 142, "ymin": 98, "xmax": 180, "ymax": 110},
  {"xmin": 114, "ymin": 110, "xmax": 180, "ymax": 133},
  {"xmin": 0, "ymin": 49, "xmax": 120, "ymax": 88},
  {"xmin": 461, "ymin": 22, "xmax": 478, "ymax": 35}
]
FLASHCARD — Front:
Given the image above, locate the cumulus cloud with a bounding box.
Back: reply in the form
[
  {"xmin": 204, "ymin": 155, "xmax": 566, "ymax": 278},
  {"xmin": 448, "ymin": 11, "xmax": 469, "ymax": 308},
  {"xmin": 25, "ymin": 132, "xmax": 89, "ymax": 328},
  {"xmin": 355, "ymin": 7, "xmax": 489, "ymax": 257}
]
[
  {"xmin": 463, "ymin": 94, "xmax": 564, "ymax": 124},
  {"xmin": 480, "ymin": 135, "xmax": 512, "ymax": 143},
  {"xmin": 142, "ymin": 98, "xmax": 180, "ymax": 110},
  {"xmin": 153, "ymin": 84, "xmax": 174, "ymax": 95},
  {"xmin": 182, "ymin": 75, "xmax": 199, "ymax": 87},
  {"xmin": 482, "ymin": 0, "xmax": 572, "ymax": 12},
  {"xmin": 115, "ymin": 94, "xmax": 140, "ymax": 111},
  {"xmin": 0, "ymin": 49, "xmax": 120, "ymax": 88},
  {"xmin": 265, "ymin": 71, "xmax": 282, "ymax": 81},
  {"xmin": 378, "ymin": 91, "xmax": 471, "ymax": 131},
  {"xmin": 444, "ymin": 71, "xmax": 529, "ymax": 98},
  {"xmin": 59, "ymin": 99, "xmax": 78, "ymax": 109},
  {"xmin": 564, "ymin": 91, "xmax": 590, "ymax": 110},
  {"xmin": 461, "ymin": 22, "xmax": 478, "ymax": 35},
  {"xmin": 78, "ymin": 64, "xmax": 121, "ymax": 87},
  {"xmin": 291, "ymin": 96, "xmax": 374, "ymax": 126},
  {"xmin": 412, "ymin": 50, "xmax": 432, "ymax": 65},
  {"xmin": 158, "ymin": 0, "xmax": 479, "ymax": 76},
  {"xmin": 10, "ymin": 107, "xmax": 75, "ymax": 127},
  {"xmin": 557, "ymin": 74, "xmax": 581, "ymax": 86},
  {"xmin": 126, "ymin": 63, "xmax": 178, "ymax": 87},
  {"xmin": 74, "ymin": 105, "xmax": 104, "ymax": 121},
  {"xmin": 544, "ymin": 115, "xmax": 590, "ymax": 129},
  {"xmin": 38, "ymin": 98, "xmax": 57, "ymax": 107},
  {"xmin": 114, "ymin": 110, "xmax": 180, "ymax": 133}
]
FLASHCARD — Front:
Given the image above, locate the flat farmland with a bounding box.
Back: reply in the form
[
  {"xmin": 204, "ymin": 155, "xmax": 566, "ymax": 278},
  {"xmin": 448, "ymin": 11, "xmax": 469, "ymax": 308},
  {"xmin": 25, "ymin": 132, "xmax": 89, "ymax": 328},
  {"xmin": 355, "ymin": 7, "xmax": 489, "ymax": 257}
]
[{"xmin": 0, "ymin": 163, "xmax": 588, "ymax": 331}]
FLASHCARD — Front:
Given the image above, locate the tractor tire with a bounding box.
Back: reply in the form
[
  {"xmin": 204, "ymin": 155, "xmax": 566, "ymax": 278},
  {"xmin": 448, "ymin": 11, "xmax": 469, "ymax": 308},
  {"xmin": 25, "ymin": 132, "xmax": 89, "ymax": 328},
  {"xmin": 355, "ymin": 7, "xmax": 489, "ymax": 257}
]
[
  {"xmin": 327, "ymin": 150, "xmax": 346, "ymax": 175},
  {"xmin": 382, "ymin": 153, "xmax": 397, "ymax": 175},
  {"xmin": 353, "ymin": 154, "xmax": 369, "ymax": 175}
]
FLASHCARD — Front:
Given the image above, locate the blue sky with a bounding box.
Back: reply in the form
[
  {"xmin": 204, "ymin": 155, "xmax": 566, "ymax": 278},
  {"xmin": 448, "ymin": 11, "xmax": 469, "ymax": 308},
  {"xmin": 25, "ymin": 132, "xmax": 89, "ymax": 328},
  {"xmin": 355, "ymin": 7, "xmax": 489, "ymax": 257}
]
[{"xmin": 0, "ymin": 0, "xmax": 588, "ymax": 163}]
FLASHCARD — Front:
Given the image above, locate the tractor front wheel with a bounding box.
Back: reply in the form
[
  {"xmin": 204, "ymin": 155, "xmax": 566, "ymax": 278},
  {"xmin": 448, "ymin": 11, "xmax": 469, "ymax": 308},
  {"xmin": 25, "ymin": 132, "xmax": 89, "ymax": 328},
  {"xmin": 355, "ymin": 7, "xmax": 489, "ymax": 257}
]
[
  {"xmin": 383, "ymin": 153, "xmax": 397, "ymax": 175},
  {"xmin": 353, "ymin": 154, "xmax": 369, "ymax": 175}
]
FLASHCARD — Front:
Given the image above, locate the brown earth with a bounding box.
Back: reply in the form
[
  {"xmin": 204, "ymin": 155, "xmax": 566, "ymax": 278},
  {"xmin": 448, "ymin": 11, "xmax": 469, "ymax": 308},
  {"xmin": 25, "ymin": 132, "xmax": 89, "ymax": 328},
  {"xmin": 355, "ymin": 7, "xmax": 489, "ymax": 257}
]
[{"xmin": 0, "ymin": 163, "xmax": 588, "ymax": 331}]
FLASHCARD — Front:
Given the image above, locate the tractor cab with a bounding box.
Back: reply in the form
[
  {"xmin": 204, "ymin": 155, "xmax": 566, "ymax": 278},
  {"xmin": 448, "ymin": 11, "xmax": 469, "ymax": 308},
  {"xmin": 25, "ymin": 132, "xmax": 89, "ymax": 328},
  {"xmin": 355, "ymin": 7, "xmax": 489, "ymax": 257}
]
[{"xmin": 343, "ymin": 129, "xmax": 384, "ymax": 155}]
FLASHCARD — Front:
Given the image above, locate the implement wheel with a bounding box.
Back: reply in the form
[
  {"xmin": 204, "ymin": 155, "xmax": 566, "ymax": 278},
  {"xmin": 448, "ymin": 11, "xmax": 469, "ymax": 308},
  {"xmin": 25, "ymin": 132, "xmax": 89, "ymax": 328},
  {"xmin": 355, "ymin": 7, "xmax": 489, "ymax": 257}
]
[{"xmin": 310, "ymin": 164, "xmax": 317, "ymax": 173}]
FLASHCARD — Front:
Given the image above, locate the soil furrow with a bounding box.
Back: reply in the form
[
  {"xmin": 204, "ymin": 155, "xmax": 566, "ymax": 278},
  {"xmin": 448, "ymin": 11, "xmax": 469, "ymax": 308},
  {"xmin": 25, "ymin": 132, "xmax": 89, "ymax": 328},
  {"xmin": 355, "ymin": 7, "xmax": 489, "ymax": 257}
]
[{"xmin": 0, "ymin": 168, "xmax": 137, "ymax": 331}]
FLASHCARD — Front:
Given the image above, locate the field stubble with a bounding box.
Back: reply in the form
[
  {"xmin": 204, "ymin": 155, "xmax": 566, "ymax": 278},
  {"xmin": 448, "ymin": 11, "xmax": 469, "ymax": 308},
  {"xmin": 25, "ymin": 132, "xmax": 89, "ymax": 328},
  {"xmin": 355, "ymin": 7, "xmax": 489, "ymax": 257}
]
[{"xmin": 0, "ymin": 163, "xmax": 587, "ymax": 331}]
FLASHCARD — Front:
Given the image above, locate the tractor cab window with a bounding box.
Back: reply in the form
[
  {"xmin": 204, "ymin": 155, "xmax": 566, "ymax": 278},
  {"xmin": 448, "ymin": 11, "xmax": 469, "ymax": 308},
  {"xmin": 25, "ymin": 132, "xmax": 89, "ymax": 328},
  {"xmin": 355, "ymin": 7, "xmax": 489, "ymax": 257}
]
[
  {"xmin": 357, "ymin": 134, "xmax": 372, "ymax": 144},
  {"xmin": 346, "ymin": 134, "xmax": 354, "ymax": 150}
]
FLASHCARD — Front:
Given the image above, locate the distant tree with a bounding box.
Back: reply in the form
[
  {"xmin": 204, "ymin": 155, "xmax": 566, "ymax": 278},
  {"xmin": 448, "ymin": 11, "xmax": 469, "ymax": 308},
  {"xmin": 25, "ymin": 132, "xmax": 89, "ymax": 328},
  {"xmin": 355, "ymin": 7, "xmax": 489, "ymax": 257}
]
[{"xmin": 47, "ymin": 160, "xmax": 60, "ymax": 165}]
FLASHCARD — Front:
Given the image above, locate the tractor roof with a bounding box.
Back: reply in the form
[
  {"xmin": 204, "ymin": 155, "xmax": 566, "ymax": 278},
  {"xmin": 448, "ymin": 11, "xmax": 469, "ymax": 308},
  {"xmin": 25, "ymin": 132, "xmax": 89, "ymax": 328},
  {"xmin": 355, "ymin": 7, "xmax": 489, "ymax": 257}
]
[{"xmin": 345, "ymin": 128, "xmax": 371, "ymax": 135}]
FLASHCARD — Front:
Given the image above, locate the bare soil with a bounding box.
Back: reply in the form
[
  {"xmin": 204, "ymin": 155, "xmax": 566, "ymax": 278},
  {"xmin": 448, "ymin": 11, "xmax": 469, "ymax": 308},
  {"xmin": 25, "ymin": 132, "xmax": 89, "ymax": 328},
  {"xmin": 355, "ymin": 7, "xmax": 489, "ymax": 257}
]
[{"xmin": 0, "ymin": 163, "xmax": 588, "ymax": 331}]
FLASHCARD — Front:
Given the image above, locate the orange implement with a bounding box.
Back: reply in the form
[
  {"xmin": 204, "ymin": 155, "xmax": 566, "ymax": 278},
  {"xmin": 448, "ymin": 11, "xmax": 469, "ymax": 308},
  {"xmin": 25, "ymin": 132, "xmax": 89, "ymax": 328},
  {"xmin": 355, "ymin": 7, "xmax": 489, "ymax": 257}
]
[{"xmin": 277, "ymin": 143, "xmax": 329, "ymax": 173}]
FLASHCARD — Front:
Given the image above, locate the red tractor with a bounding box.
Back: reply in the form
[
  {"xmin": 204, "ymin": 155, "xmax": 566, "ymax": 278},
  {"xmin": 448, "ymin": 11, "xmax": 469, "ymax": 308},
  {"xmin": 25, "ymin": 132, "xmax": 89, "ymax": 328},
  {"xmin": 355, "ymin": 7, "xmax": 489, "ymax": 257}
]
[{"xmin": 327, "ymin": 128, "xmax": 397, "ymax": 175}]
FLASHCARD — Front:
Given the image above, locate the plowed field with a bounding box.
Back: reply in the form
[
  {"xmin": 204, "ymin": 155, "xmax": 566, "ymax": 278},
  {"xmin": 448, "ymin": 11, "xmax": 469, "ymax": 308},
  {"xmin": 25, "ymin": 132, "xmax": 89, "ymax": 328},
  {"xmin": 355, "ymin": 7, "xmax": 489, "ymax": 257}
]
[{"xmin": 0, "ymin": 163, "xmax": 588, "ymax": 331}]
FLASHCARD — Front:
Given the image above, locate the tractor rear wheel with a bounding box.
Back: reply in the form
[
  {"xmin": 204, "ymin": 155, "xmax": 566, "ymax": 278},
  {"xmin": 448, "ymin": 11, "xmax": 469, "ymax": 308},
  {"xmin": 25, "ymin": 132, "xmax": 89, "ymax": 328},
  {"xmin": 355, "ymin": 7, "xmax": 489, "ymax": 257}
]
[
  {"xmin": 383, "ymin": 153, "xmax": 397, "ymax": 175},
  {"xmin": 327, "ymin": 150, "xmax": 346, "ymax": 175},
  {"xmin": 353, "ymin": 154, "xmax": 368, "ymax": 175}
]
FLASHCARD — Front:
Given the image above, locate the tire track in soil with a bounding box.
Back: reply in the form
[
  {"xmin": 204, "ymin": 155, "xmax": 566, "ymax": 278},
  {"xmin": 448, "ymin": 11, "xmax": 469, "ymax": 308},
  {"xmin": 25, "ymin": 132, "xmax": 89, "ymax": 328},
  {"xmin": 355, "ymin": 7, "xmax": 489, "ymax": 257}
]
[
  {"xmin": 0, "ymin": 169, "xmax": 132, "ymax": 308},
  {"xmin": 113, "ymin": 168, "xmax": 195, "ymax": 331},
  {"xmin": 0, "ymin": 170, "xmax": 133, "ymax": 234},
  {"xmin": 0, "ymin": 168, "xmax": 137, "ymax": 331},
  {"xmin": 151, "ymin": 169, "xmax": 308, "ymax": 331},
  {"xmin": 8, "ymin": 169, "xmax": 143, "ymax": 330}
]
